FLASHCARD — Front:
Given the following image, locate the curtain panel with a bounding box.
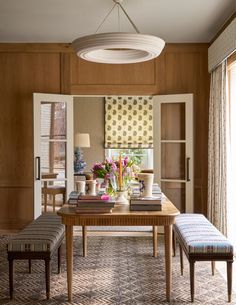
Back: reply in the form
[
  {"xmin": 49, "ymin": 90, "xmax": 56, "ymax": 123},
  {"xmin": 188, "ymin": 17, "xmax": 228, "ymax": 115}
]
[
  {"xmin": 105, "ymin": 96, "xmax": 153, "ymax": 149},
  {"xmin": 208, "ymin": 60, "xmax": 227, "ymax": 235}
]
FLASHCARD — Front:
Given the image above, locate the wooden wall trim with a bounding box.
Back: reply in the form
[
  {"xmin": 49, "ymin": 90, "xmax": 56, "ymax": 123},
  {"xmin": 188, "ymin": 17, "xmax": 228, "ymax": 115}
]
[{"xmin": 210, "ymin": 11, "xmax": 236, "ymax": 44}]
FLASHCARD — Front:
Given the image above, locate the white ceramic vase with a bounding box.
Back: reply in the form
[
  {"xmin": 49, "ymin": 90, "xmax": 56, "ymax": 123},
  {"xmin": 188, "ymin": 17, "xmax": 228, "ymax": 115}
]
[
  {"xmin": 138, "ymin": 173, "xmax": 154, "ymax": 197},
  {"xmin": 116, "ymin": 190, "xmax": 128, "ymax": 204}
]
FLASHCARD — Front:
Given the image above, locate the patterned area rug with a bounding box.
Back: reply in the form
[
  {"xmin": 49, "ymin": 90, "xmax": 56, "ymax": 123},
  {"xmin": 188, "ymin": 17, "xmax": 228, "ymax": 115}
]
[{"xmin": 0, "ymin": 235, "xmax": 235, "ymax": 305}]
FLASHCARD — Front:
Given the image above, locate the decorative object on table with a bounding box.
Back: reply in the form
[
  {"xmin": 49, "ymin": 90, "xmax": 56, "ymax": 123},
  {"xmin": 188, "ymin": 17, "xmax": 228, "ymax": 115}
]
[
  {"xmin": 72, "ymin": 0, "xmax": 165, "ymax": 64},
  {"xmin": 131, "ymin": 182, "xmax": 162, "ymax": 197},
  {"xmin": 137, "ymin": 173, "xmax": 154, "ymax": 198},
  {"xmin": 86, "ymin": 180, "xmax": 97, "ymax": 196},
  {"xmin": 91, "ymin": 156, "xmax": 140, "ymax": 199},
  {"xmin": 74, "ymin": 133, "xmax": 90, "ymax": 174},
  {"xmin": 130, "ymin": 195, "xmax": 163, "ymax": 211},
  {"xmin": 76, "ymin": 180, "xmax": 86, "ymax": 195}
]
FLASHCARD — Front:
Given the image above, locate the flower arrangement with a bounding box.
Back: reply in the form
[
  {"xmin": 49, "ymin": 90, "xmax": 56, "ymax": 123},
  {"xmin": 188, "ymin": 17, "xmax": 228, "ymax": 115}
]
[{"xmin": 92, "ymin": 156, "xmax": 140, "ymax": 195}]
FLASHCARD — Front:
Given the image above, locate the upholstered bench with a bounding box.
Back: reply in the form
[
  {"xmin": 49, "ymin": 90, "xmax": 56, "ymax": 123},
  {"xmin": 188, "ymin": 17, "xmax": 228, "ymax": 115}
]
[
  {"xmin": 7, "ymin": 213, "xmax": 65, "ymax": 300},
  {"xmin": 173, "ymin": 213, "xmax": 234, "ymax": 302}
]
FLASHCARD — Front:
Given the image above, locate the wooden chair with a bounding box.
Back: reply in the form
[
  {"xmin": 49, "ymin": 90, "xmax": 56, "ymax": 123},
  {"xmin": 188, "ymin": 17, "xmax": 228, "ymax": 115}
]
[{"xmin": 42, "ymin": 185, "xmax": 66, "ymax": 212}]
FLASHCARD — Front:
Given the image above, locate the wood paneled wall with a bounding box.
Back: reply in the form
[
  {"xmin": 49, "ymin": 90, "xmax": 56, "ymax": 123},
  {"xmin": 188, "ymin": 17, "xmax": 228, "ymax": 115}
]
[
  {"xmin": 0, "ymin": 51, "xmax": 61, "ymax": 230},
  {"xmin": 0, "ymin": 43, "xmax": 209, "ymax": 230}
]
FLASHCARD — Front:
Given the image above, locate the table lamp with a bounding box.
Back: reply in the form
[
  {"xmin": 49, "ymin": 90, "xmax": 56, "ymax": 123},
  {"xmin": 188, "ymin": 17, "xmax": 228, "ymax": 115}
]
[{"xmin": 74, "ymin": 133, "xmax": 90, "ymax": 174}]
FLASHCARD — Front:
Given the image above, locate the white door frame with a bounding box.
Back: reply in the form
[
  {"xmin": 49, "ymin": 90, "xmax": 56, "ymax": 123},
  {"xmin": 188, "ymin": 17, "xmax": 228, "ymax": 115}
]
[
  {"xmin": 153, "ymin": 94, "xmax": 194, "ymax": 213},
  {"xmin": 33, "ymin": 93, "xmax": 74, "ymax": 219}
]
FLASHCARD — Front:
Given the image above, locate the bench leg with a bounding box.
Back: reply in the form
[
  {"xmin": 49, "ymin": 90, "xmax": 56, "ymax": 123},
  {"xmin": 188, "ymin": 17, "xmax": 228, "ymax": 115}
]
[
  {"xmin": 8, "ymin": 259, "xmax": 14, "ymax": 299},
  {"xmin": 153, "ymin": 226, "xmax": 158, "ymax": 258},
  {"xmin": 190, "ymin": 260, "xmax": 195, "ymax": 303},
  {"xmin": 45, "ymin": 259, "xmax": 51, "ymax": 300},
  {"xmin": 211, "ymin": 261, "xmax": 215, "ymax": 276},
  {"xmin": 179, "ymin": 244, "xmax": 184, "ymax": 275},
  {"xmin": 58, "ymin": 245, "xmax": 62, "ymax": 274},
  {"xmin": 82, "ymin": 226, "xmax": 87, "ymax": 257},
  {"xmin": 227, "ymin": 261, "xmax": 233, "ymax": 302},
  {"xmin": 28, "ymin": 259, "xmax": 32, "ymax": 274}
]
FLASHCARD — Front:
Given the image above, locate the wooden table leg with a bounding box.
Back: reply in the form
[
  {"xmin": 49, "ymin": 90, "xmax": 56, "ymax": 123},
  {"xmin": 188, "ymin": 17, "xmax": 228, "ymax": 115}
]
[
  {"xmin": 66, "ymin": 225, "xmax": 73, "ymax": 302},
  {"xmin": 153, "ymin": 226, "xmax": 158, "ymax": 258},
  {"xmin": 164, "ymin": 225, "xmax": 172, "ymax": 302},
  {"xmin": 82, "ymin": 226, "xmax": 87, "ymax": 257}
]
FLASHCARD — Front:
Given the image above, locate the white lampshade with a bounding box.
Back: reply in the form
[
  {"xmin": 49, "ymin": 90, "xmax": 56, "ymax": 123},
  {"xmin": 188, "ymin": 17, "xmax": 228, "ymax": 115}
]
[{"xmin": 75, "ymin": 133, "xmax": 90, "ymax": 148}]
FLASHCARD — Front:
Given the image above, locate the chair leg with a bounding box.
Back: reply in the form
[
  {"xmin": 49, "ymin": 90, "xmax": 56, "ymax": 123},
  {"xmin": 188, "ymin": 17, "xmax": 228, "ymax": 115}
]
[
  {"xmin": 153, "ymin": 226, "xmax": 158, "ymax": 258},
  {"xmin": 8, "ymin": 259, "xmax": 14, "ymax": 299},
  {"xmin": 58, "ymin": 245, "xmax": 61, "ymax": 274},
  {"xmin": 45, "ymin": 259, "xmax": 51, "ymax": 300},
  {"xmin": 63, "ymin": 192, "xmax": 66, "ymax": 205},
  {"xmin": 44, "ymin": 193, "xmax": 47, "ymax": 213},
  {"xmin": 190, "ymin": 260, "xmax": 195, "ymax": 303},
  {"xmin": 28, "ymin": 259, "xmax": 32, "ymax": 274},
  {"xmin": 179, "ymin": 244, "xmax": 184, "ymax": 275},
  {"xmin": 172, "ymin": 230, "xmax": 176, "ymax": 257},
  {"xmin": 53, "ymin": 195, "xmax": 56, "ymax": 213},
  {"xmin": 227, "ymin": 261, "xmax": 233, "ymax": 302},
  {"xmin": 82, "ymin": 226, "xmax": 87, "ymax": 257},
  {"xmin": 211, "ymin": 261, "xmax": 215, "ymax": 276}
]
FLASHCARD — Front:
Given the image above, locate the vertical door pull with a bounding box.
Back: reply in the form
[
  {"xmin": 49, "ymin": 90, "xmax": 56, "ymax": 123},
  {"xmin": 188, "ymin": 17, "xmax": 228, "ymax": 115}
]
[
  {"xmin": 186, "ymin": 157, "xmax": 190, "ymax": 182},
  {"xmin": 36, "ymin": 157, "xmax": 41, "ymax": 180}
]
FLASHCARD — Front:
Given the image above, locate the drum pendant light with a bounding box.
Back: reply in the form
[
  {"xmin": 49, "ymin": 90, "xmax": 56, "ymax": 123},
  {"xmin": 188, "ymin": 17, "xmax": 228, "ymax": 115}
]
[{"xmin": 72, "ymin": 0, "xmax": 165, "ymax": 64}]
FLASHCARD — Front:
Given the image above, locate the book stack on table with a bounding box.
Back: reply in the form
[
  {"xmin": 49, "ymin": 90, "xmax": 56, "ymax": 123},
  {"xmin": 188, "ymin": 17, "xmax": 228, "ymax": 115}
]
[
  {"xmin": 130, "ymin": 195, "xmax": 163, "ymax": 211},
  {"xmin": 68, "ymin": 192, "xmax": 115, "ymax": 214}
]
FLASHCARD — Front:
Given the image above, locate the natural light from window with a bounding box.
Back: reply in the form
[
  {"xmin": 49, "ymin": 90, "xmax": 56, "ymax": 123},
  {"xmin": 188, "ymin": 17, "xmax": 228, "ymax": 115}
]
[{"xmin": 105, "ymin": 148, "xmax": 153, "ymax": 169}]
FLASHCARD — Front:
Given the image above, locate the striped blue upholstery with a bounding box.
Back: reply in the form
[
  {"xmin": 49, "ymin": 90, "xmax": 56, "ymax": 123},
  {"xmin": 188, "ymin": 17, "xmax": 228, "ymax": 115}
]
[
  {"xmin": 174, "ymin": 213, "xmax": 233, "ymax": 254},
  {"xmin": 8, "ymin": 214, "xmax": 64, "ymax": 252}
]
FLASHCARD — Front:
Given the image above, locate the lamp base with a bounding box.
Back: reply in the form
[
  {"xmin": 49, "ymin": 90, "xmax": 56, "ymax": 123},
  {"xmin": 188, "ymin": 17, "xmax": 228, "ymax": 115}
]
[{"xmin": 74, "ymin": 147, "xmax": 87, "ymax": 174}]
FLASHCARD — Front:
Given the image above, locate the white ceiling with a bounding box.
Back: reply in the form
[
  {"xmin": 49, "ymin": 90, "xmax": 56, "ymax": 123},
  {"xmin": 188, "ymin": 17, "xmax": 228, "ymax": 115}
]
[{"xmin": 0, "ymin": 0, "xmax": 235, "ymax": 43}]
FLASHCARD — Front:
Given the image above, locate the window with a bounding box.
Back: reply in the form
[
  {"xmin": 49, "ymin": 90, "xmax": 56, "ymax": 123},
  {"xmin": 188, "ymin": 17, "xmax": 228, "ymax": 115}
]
[
  {"xmin": 227, "ymin": 52, "xmax": 236, "ymax": 247},
  {"xmin": 105, "ymin": 148, "xmax": 153, "ymax": 169},
  {"xmin": 104, "ymin": 96, "xmax": 154, "ymax": 169}
]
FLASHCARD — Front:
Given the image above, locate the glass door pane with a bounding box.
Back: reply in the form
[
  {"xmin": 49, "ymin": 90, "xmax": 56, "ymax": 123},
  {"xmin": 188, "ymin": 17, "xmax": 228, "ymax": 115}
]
[
  {"xmin": 34, "ymin": 94, "xmax": 73, "ymax": 219},
  {"xmin": 154, "ymin": 94, "xmax": 193, "ymax": 213}
]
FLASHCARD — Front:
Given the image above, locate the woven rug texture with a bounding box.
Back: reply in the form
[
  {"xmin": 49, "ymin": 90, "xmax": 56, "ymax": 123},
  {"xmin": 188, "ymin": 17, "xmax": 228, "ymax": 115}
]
[{"xmin": 0, "ymin": 235, "xmax": 235, "ymax": 305}]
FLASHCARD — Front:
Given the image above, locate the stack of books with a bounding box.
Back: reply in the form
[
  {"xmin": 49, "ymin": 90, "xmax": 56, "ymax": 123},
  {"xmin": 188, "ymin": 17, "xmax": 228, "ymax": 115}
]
[
  {"xmin": 71, "ymin": 194, "xmax": 115, "ymax": 214},
  {"xmin": 68, "ymin": 191, "xmax": 80, "ymax": 204},
  {"xmin": 130, "ymin": 195, "xmax": 163, "ymax": 211}
]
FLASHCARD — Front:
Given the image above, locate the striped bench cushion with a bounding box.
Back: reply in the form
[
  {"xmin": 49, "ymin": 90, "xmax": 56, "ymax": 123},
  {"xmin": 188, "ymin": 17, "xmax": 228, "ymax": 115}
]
[
  {"xmin": 174, "ymin": 213, "xmax": 233, "ymax": 254},
  {"xmin": 8, "ymin": 214, "xmax": 64, "ymax": 252}
]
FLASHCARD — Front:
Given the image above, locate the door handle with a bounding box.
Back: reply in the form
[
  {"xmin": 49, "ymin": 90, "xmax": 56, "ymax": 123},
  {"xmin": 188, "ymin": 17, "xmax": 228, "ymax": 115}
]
[
  {"xmin": 35, "ymin": 156, "xmax": 41, "ymax": 180},
  {"xmin": 186, "ymin": 157, "xmax": 190, "ymax": 182}
]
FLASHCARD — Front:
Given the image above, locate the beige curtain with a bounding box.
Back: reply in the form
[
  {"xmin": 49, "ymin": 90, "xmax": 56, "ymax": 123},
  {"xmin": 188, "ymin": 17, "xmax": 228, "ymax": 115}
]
[{"xmin": 208, "ymin": 60, "xmax": 227, "ymax": 235}]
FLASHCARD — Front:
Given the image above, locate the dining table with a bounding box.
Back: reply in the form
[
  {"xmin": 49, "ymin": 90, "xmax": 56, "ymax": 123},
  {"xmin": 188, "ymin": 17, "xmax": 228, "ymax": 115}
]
[{"xmin": 57, "ymin": 197, "xmax": 180, "ymax": 302}]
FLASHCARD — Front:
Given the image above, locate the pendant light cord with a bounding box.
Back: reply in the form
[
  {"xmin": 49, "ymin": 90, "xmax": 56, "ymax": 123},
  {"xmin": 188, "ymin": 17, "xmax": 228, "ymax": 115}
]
[
  {"xmin": 95, "ymin": 0, "xmax": 139, "ymax": 34},
  {"xmin": 95, "ymin": 2, "xmax": 117, "ymax": 33}
]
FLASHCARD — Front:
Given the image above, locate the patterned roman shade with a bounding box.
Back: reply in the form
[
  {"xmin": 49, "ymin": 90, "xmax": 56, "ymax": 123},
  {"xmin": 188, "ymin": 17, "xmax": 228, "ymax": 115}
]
[{"xmin": 105, "ymin": 96, "xmax": 153, "ymax": 148}]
